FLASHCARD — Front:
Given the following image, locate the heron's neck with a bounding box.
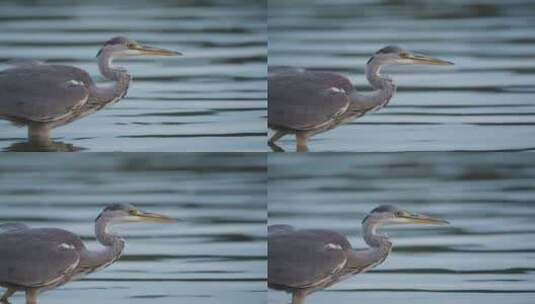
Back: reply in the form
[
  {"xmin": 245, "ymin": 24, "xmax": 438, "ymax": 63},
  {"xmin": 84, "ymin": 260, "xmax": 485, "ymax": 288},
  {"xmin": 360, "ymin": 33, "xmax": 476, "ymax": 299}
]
[
  {"xmin": 98, "ymin": 51, "xmax": 128, "ymax": 81},
  {"xmin": 90, "ymin": 216, "xmax": 125, "ymax": 267},
  {"xmin": 92, "ymin": 52, "xmax": 132, "ymax": 103},
  {"xmin": 362, "ymin": 219, "xmax": 392, "ymax": 249},
  {"xmin": 348, "ymin": 60, "xmax": 396, "ymax": 111},
  {"xmin": 365, "ymin": 60, "xmax": 395, "ymax": 90},
  {"xmin": 344, "ymin": 219, "xmax": 392, "ymax": 272}
]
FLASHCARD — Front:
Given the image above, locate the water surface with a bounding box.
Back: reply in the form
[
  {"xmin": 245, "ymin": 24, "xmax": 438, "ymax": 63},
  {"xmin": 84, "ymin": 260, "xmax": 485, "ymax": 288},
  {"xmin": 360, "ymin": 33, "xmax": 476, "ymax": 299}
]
[
  {"xmin": 268, "ymin": 153, "xmax": 535, "ymax": 304},
  {"xmin": 0, "ymin": 153, "xmax": 266, "ymax": 304},
  {"xmin": 0, "ymin": 0, "xmax": 266, "ymax": 152},
  {"xmin": 269, "ymin": 0, "xmax": 535, "ymax": 152}
]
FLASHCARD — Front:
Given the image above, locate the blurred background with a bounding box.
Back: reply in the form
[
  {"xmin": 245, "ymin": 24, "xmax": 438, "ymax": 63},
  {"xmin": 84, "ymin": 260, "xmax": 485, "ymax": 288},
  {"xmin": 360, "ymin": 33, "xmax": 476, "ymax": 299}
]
[
  {"xmin": 0, "ymin": 153, "xmax": 266, "ymax": 304},
  {"xmin": 0, "ymin": 0, "xmax": 266, "ymax": 152},
  {"xmin": 269, "ymin": 0, "xmax": 535, "ymax": 152},
  {"xmin": 268, "ymin": 153, "xmax": 535, "ymax": 304}
]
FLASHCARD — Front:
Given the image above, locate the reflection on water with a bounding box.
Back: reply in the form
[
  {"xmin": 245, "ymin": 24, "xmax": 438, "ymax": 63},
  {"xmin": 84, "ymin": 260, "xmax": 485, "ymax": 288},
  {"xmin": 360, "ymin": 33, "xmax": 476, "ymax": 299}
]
[
  {"xmin": 0, "ymin": 0, "xmax": 267, "ymax": 152},
  {"xmin": 3, "ymin": 140, "xmax": 85, "ymax": 152},
  {"xmin": 269, "ymin": 0, "xmax": 535, "ymax": 152},
  {"xmin": 268, "ymin": 153, "xmax": 535, "ymax": 304},
  {"xmin": 0, "ymin": 153, "xmax": 266, "ymax": 304}
]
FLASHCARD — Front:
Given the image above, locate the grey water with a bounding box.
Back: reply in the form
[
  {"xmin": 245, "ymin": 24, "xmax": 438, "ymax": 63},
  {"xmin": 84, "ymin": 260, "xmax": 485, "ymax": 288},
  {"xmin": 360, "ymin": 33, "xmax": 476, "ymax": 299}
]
[
  {"xmin": 269, "ymin": 0, "xmax": 535, "ymax": 152},
  {"xmin": 0, "ymin": 153, "xmax": 266, "ymax": 304},
  {"xmin": 0, "ymin": 0, "xmax": 267, "ymax": 152},
  {"xmin": 268, "ymin": 153, "xmax": 535, "ymax": 304}
]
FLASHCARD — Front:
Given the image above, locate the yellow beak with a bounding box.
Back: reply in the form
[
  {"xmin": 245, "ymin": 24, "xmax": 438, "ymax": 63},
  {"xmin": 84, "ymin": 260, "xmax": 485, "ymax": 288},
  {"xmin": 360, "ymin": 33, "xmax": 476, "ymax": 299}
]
[
  {"xmin": 403, "ymin": 213, "xmax": 449, "ymax": 225},
  {"xmin": 133, "ymin": 44, "xmax": 182, "ymax": 56},
  {"xmin": 136, "ymin": 212, "xmax": 177, "ymax": 224},
  {"xmin": 404, "ymin": 53, "xmax": 454, "ymax": 66}
]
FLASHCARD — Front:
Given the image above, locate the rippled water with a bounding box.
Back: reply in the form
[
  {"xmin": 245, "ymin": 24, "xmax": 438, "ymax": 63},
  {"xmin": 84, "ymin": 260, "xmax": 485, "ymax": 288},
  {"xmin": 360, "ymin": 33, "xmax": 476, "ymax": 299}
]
[
  {"xmin": 0, "ymin": 0, "xmax": 266, "ymax": 152},
  {"xmin": 268, "ymin": 153, "xmax": 535, "ymax": 304},
  {"xmin": 268, "ymin": 0, "xmax": 535, "ymax": 152},
  {"xmin": 0, "ymin": 153, "xmax": 266, "ymax": 304}
]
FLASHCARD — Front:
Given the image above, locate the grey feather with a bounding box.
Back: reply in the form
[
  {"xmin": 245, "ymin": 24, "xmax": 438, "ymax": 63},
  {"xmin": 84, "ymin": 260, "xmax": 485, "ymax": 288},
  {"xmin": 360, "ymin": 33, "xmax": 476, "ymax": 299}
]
[
  {"xmin": 0, "ymin": 65, "xmax": 92, "ymax": 123},
  {"xmin": 0, "ymin": 228, "xmax": 84, "ymax": 288},
  {"xmin": 375, "ymin": 45, "xmax": 404, "ymax": 55},
  {"xmin": 104, "ymin": 36, "xmax": 130, "ymax": 46},
  {"xmin": 268, "ymin": 68, "xmax": 352, "ymax": 132},
  {"xmin": 268, "ymin": 227, "xmax": 351, "ymax": 290},
  {"xmin": 370, "ymin": 205, "xmax": 398, "ymax": 213}
]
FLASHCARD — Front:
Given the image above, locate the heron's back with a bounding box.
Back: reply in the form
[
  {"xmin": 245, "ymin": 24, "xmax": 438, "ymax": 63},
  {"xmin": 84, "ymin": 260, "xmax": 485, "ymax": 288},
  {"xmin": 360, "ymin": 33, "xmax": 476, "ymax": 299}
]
[
  {"xmin": 0, "ymin": 64, "xmax": 93, "ymax": 124},
  {"xmin": 268, "ymin": 227, "xmax": 352, "ymax": 292},
  {"xmin": 0, "ymin": 227, "xmax": 84, "ymax": 289},
  {"xmin": 268, "ymin": 68, "xmax": 353, "ymax": 132}
]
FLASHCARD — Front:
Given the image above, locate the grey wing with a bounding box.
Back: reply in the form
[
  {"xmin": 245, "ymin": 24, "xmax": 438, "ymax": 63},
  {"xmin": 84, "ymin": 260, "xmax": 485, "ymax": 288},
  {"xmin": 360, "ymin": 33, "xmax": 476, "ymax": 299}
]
[
  {"xmin": 268, "ymin": 229, "xmax": 351, "ymax": 290},
  {"xmin": 268, "ymin": 70, "xmax": 351, "ymax": 131},
  {"xmin": 0, "ymin": 228, "xmax": 83, "ymax": 288},
  {"xmin": 0, "ymin": 65, "xmax": 91, "ymax": 123}
]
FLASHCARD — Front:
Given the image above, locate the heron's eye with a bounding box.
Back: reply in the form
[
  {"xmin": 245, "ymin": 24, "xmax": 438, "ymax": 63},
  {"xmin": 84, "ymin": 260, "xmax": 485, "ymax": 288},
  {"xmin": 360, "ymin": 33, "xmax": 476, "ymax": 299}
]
[
  {"xmin": 127, "ymin": 43, "xmax": 135, "ymax": 48},
  {"xmin": 395, "ymin": 211, "xmax": 404, "ymax": 217},
  {"xmin": 400, "ymin": 53, "xmax": 408, "ymax": 58},
  {"xmin": 129, "ymin": 210, "xmax": 138, "ymax": 215}
]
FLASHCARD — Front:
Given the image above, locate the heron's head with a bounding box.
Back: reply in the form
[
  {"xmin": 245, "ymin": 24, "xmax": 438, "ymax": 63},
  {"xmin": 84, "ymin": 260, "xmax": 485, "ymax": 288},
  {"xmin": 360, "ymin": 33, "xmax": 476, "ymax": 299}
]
[
  {"xmin": 363, "ymin": 205, "xmax": 449, "ymax": 227},
  {"xmin": 367, "ymin": 45, "xmax": 453, "ymax": 67},
  {"xmin": 96, "ymin": 203, "xmax": 176, "ymax": 224},
  {"xmin": 96, "ymin": 36, "xmax": 181, "ymax": 58}
]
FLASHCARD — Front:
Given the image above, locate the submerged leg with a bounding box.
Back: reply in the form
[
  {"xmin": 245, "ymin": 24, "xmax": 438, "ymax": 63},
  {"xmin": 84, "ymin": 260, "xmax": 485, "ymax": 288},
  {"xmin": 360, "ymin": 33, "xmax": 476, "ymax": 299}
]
[
  {"xmin": 28, "ymin": 124, "xmax": 51, "ymax": 144},
  {"xmin": 0, "ymin": 288, "xmax": 15, "ymax": 304},
  {"xmin": 291, "ymin": 291, "xmax": 306, "ymax": 304},
  {"xmin": 296, "ymin": 134, "xmax": 309, "ymax": 152},
  {"xmin": 25, "ymin": 289, "xmax": 37, "ymax": 304}
]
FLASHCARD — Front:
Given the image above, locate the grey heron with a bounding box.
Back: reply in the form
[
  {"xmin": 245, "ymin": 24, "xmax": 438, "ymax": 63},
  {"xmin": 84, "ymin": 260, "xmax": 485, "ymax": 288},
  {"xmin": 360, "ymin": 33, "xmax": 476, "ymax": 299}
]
[
  {"xmin": 0, "ymin": 203, "xmax": 175, "ymax": 304},
  {"xmin": 0, "ymin": 36, "xmax": 181, "ymax": 143},
  {"xmin": 268, "ymin": 46, "xmax": 453, "ymax": 152},
  {"xmin": 268, "ymin": 205, "xmax": 449, "ymax": 304}
]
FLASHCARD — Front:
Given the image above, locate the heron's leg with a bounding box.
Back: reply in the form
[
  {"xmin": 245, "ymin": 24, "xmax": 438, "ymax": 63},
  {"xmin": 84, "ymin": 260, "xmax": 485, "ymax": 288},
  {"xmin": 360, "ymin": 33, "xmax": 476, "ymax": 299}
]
[
  {"xmin": 295, "ymin": 134, "xmax": 309, "ymax": 152},
  {"xmin": 268, "ymin": 130, "xmax": 288, "ymax": 152},
  {"xmin": 25, "ymin": 289, "xmax": 37, "ymax": 304},
  {"xmin": 0, "ymin": 288, "xmax": 15, "ymax": 304},
  {"xmin": 28, "ymin": 124, "xmax": 52, "ymax": 144},
  {"xmin": 268, "ymin": 130, "xmax": 288, "ymax": 144},
  {"xmin": 291, "ymin": 291, "xmax": 306, "ymax": 304},
  {"xmin": 268, "ymin": 141, "xmax": 285, "ymax": 152}
]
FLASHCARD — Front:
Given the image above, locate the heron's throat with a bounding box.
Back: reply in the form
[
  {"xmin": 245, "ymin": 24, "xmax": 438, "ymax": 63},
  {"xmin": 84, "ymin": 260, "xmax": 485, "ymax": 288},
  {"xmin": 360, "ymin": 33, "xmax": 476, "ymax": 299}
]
[
  {"xmin": 95, "ymin": 216, "xmax": 125, "ymax": 247},
  {"xmin": 347, "ymin": 59, "xmax": 396, "ymax": 110},
  {"xmin": 362, "ymin": 219, "xmax": 391, "ymax": 249},
  {"xmin": 93, "ymin": 51, "xmax": 132, "ymax": 105},
  {"xmin": 85, "ymin": 216, "xmax": 125, "ymax": 273},
  {"xmin": 98, "ymin": 51, "xmax": 130, "ymax": 81},
  {"xmin": 365, "ymin": 60, "xmax": 395, "ymax": 91}
]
